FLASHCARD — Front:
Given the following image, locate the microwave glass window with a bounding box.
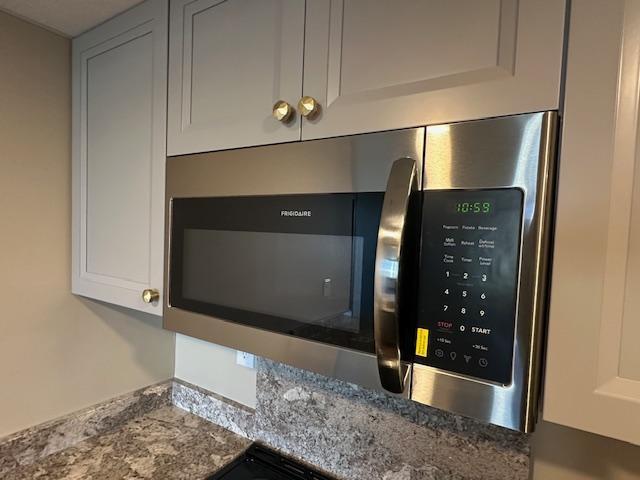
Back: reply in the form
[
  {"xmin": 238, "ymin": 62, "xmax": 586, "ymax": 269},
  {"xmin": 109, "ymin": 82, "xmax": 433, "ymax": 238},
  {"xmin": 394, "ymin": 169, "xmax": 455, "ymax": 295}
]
[
  {"xmin": 181, "ymin": 230, "xmax": 363, "ymax": 333},
  {"xmin": 169, "ymin": 193, "xmax": 383, "ymax": 353}
]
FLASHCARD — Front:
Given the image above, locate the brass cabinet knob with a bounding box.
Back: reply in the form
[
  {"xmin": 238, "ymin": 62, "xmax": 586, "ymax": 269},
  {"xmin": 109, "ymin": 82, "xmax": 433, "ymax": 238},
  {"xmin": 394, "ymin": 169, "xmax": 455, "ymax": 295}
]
[
  {"xmin": 142, "ymin": 288, "xmax": 160, "ymax": 304},
  {"xmin": 272, "ymin": 100, "xmax": 294, "ymax": 122},
  {"xmin": 298, "ymin": 96, "xmax": 320, "ymax": 118}
]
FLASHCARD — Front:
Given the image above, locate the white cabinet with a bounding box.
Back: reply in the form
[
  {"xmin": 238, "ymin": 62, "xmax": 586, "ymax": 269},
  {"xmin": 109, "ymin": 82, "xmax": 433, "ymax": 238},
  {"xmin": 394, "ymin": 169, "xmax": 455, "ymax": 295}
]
[
  {"xmin": 301, "ymin": 0, "xmax": 566, "ymax": 140},
  {"xmin": 168, "ymin": 0, "xmax": 566, "ymax": 155},
  {"xmin": 71, "ymin": 0, "xmax": 167, "ymax": 315},
  {"xmin": 543, "ymin": 0, "xmax": 640, "ymax": 445},
  {"xmin": 167, "ymin": 0, "xmax": 305, "ymax": 155}
]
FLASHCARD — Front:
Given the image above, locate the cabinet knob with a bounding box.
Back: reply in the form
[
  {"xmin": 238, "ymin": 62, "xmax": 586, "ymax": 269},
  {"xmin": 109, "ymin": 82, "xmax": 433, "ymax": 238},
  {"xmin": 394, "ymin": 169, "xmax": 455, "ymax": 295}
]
[
  {"xmin": 272, "ymin": 100, "xmax": 295, "ymax": 122},
  {"xmin": 142, "ymin": 288, "xmax": 160, "ymax": 304},
  {"xmin": 298, "ymin": 96, "xmax": 320, "ymax": 118}
]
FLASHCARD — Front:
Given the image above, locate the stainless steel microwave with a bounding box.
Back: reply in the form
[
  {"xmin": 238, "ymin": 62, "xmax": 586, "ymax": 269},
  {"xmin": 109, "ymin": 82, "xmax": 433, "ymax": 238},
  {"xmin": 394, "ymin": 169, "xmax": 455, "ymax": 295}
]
[{"xmin": 164, "ymin": 112, "xmax": 558, "ymax": 432}]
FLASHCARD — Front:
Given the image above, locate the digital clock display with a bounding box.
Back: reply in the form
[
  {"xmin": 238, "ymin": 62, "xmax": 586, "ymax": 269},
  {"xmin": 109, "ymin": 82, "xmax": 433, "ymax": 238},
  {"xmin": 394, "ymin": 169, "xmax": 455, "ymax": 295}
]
[{"xmin": 456, "ymin": 201, "xmax": 492, "ymax": 214}]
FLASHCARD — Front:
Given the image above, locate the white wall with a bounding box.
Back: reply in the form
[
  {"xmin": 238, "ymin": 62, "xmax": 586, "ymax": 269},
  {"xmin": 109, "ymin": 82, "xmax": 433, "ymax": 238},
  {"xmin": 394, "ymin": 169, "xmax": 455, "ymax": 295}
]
[
  {"xmin": 174, "ymin": 334, "xmax": 256, "ymax": 408},
  {"xmin": 0, "ymin": 10, "xmax": 175, "ymax": 438}
]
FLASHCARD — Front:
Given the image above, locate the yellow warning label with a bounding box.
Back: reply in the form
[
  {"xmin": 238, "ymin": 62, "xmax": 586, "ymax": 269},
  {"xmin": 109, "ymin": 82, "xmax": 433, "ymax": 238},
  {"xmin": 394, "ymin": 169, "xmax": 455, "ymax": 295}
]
[{"xmin": 415, "ymin": 328, "xmax": 429, "ymax": 357}]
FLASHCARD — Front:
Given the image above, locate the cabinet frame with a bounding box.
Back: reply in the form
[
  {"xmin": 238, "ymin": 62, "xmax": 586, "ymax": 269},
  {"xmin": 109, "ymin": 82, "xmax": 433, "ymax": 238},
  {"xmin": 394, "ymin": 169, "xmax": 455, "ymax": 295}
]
[
  {"xmin": 301, "ymin": 0, "xmax": 566, "ymax": 140},
  {"xmin": 71, "ymin": 0, "xmax": 168, "ymax": 315},
  {"xmin": 167, "ymin": 0, "xmax": 304, "ymax": 155},
  {"xmin": 543, "ymin": 0, "xmax": 640, "ymax": 445}
]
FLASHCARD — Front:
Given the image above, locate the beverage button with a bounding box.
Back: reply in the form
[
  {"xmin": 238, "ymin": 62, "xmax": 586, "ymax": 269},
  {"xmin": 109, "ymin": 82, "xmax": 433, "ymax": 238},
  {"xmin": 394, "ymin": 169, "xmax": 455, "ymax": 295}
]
[
  {"xmin": 464, "ymin": 354, "xmax": 472, "ymax": 363},
  {"xmin": 435, "ymin": 349, "xmax": 444, "ymax": 358},
  {"xmin": 450, "ymin": 352, "xmax": 457, "ymax": 361},
  {"xmin": 479, "ymin": 358, "xmax": 489, "ymax": 368}
]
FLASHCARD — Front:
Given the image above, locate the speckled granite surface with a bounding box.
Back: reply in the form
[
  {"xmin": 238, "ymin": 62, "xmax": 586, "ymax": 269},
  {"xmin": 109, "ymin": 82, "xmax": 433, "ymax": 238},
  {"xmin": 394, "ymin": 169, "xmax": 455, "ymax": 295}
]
[
  {"xmin": 0, "ymin": 382, "xmax": 171, "ymax": 477},
  {"xmin": 253, "ymin": 359, "xmax": 529, "ymax": 480},
  {"xmin": 175, "ymin": 359, "xmax": 530, "ymax": 480},
  {"xmin": 2, "ymin": 359, "xmax": 530, "ymax": 480},
  {"xmin": 2, "ymin": 406, "xmax": 250, "ymax": 480},
  {"xmin": 172, "ymin": 379, "xmax": 255, "ymax": 438}
]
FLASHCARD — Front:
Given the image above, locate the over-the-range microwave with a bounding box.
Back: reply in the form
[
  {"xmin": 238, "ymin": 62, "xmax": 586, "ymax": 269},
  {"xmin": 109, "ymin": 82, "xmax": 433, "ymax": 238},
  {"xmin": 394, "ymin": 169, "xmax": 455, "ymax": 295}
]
[{"xmin": 164, "ymin": 112, "xmax": 558, "ymax": 432}]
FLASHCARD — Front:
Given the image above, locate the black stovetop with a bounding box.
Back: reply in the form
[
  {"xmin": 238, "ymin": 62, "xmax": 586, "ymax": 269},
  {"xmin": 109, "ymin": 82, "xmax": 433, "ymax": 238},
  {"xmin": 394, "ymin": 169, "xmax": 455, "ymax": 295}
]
[{"xmin": 207, "ymin": 444, "xmax": 334, "ymax": 480}]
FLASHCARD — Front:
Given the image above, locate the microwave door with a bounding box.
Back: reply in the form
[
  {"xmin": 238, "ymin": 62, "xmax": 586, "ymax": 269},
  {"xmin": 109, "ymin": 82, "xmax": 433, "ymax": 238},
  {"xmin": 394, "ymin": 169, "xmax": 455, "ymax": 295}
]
[
  {"xmin": 374, "ymin": 157, "xmax": 419, "ymax": 394},
  {"xmin": 164, "ymin": 127, "xmax": 425, "ymax": 396}
]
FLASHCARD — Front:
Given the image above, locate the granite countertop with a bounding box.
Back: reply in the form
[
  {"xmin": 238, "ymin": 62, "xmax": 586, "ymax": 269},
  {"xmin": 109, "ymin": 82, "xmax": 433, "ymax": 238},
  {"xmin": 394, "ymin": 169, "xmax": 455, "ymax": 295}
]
[{"xmin": 3, "ymin": 406, "xmax": 251, "ymax": 480}]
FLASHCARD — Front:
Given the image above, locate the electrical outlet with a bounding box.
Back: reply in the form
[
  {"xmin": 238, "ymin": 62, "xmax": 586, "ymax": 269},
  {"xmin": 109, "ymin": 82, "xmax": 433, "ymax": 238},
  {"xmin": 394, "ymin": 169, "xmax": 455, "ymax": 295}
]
[{"xmin": 236, "ymin": 350, "xmax": 255, "ymax": 369}]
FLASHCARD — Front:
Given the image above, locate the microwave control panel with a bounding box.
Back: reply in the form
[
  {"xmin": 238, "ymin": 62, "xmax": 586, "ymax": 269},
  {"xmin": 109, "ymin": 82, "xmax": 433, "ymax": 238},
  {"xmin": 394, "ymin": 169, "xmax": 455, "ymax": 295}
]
[{"xmin": 415, "ymin": 188, "xmax": 523, "ymax": 385}]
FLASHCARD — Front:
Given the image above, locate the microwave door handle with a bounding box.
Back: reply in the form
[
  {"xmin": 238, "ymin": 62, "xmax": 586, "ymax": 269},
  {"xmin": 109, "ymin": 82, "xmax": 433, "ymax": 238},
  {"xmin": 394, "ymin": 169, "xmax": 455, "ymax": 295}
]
[{"xmin": 374, "ymin": 157, "xmax": 417, "ymax": 394}]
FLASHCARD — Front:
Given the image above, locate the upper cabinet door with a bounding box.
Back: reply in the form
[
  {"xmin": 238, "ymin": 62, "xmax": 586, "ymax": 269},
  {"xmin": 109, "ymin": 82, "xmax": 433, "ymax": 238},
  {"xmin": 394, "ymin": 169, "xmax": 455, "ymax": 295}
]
[
  {"xmin": 167, "ymin": 0, "xmax": 304, "ymax": 156},
  {"xmin": 543, "ymin": 0, "xmax": 640, "ymax": 445},
  {"xmin": 301, "ymin": 0, "xmax": 566, "ymax": 140},
  {"xmin": 72, "ymin": 0, "xmax": 167, "ymax": 315}
]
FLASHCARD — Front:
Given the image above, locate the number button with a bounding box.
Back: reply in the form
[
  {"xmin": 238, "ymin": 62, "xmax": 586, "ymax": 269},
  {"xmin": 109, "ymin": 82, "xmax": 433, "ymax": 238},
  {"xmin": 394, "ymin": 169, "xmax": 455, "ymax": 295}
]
[
  {"xmin": 463, "ymin": 272, "xmax": 469, "ymax": 280},
  {"xmin": 445, "ymin": 270, "xmax": 451, "ymax": 278},
  {"xmin": 461, "ymin": 290, "xmax": 468, "ymax": 298},
  {"xmin": 444, "ymin": 288, "xmax": 450, "ymax": 295},
  {"xmin": 479, "ymin": 309, "xmax": 485, "ymax": 317},
  {"xmin": 481, "ymin": 274, "xmax": 487, "ymax": 282},
  {"xmin": 443, "ymin": 305, "xmax": 449, "ymax": 312},
  {"xmin": 461, "ymin": 307, "xmax": 466, "ymax": 315},
  {"xmin": 480, "ymin": 292, "xmax": 486, "ymax": 300}
]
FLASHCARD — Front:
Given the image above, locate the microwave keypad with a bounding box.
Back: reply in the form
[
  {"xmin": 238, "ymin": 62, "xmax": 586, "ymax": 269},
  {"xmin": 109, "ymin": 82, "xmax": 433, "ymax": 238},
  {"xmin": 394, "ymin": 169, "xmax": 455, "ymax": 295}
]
[{"xmin": 416, "ymin": 189, "xmax": 523, "ymax": 385}]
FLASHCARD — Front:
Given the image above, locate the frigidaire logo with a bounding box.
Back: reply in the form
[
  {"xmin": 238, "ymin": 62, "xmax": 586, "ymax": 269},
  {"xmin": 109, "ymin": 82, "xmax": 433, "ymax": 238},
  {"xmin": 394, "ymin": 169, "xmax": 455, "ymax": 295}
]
[{"xmin": 280, "ymin": 210, "xmax": 312, "ymax": 217}]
